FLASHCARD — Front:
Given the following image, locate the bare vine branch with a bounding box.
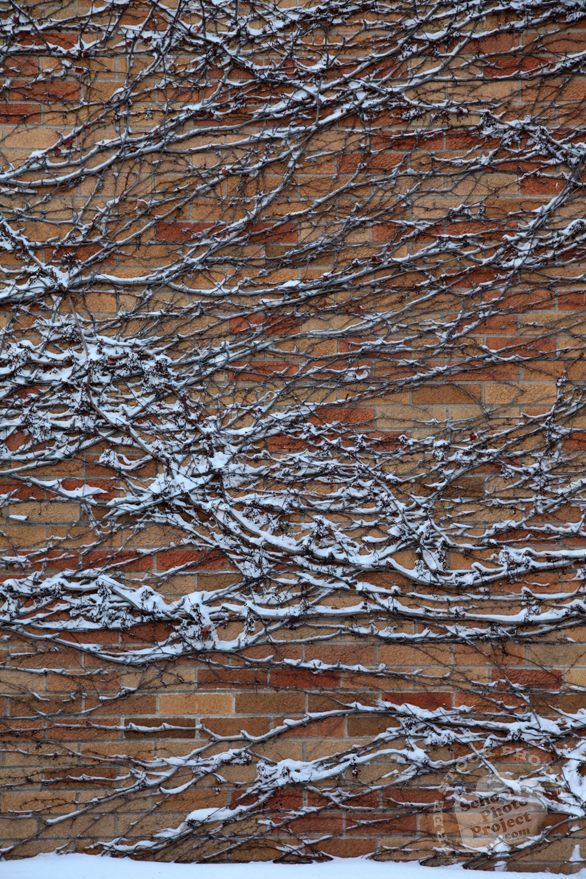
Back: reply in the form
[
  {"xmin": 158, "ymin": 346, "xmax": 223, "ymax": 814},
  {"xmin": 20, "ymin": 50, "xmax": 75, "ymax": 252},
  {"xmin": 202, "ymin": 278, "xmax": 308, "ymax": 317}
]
[{"xmin": 2, "ymin": 0, "xmax": 586, "ymax": 867}]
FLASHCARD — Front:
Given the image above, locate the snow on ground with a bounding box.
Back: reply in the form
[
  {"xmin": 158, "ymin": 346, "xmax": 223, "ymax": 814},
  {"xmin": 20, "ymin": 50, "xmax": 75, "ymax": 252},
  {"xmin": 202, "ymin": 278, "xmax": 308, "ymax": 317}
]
[{"xmin": 1, "ymin": 854, "xmax": 581, "ymax": 879}]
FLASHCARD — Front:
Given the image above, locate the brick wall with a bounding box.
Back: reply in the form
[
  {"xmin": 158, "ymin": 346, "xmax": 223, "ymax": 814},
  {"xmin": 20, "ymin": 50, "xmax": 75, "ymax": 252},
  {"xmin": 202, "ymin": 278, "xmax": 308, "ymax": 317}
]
[{"xmin": 2, "ymin": 0, "xmax": 586, "ymax": 869}]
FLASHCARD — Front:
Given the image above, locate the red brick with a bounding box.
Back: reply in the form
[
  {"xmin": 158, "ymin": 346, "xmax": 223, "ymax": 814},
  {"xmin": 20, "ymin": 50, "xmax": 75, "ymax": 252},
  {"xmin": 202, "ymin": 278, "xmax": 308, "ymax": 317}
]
[
  {"xmin": 52, "ymin": 244, "xmax": 116, "ymax": 265},
  {"xmin": 266, "ymin": 790, "xmax": 304, "ymax": 811},
  {"xmin": 238, "ymin": 645, "xmax": 303, "ymax": 661},
  {"xmin": 228, "ymin": 361, "xmax": 298, "ymax": 381},
  {"xmin": 199, "ymin": 668, "xmax": 269, "ymax": 688},
  {"xmin": 18, "ymin": 650, "xmax": 83, "ymax": 669},
  {"xmin": 382, "ymin": 692, "xmax": 452, "ymax": 710},
  {"xmin": 84, "ymin": 550, "xmax": 152, "ymax": 571},
  {"xmin": 2, "ymin": 56, "xmax": 39, "ymax": 75},
  {"xmin": 85, "ymin": 457, "xmax": 157, "ymax": 477},
  {"xmin": 270, "ymin": 668, "xmax": 341, "ymax": 689},
  {"xmin": 156, "ymin": 549, "xmax": 227, "ymax": 570},
  {"xmin": 305, "ymin": 644, "xmax": 376, "ymax": 664},
  {"xmin": 372, "ymin": 132, "xmax": 445, "ymax": 151},
  {"xmin": 559, "ymin": 290, "xmax": 586, "ymax": 310},
  {"xmin": 308, "ymin": 790, "xmax": 378, "ymax": 808},
  {"xmin": 0, "ymin": 103, "xmax": 41, "ymax": 122},
  {"xmin": 235, "ymin": 692, "xmax": 304, "ymax": 713},
  {"xmin": 492, "ymin": 669, "xmax": 562, "ymax": 689},
  {"xmin": 383, "ymin": 788, "xmax": 443, "ymax": 805},
  {"xmin": 487, "ymin": 288, "xmax": 555, "ymax": 310},
  {"xmin": 0, "ymin": 479, "xmax": 44, "ymax": 499},
  {"xmin": 288, "ymin": 812, "xmax": 343, "ymax": 833},
  {"xmin": 563, "ymin": 431, "xmax": 586, "ymax": 450},
  {"xmin": 61, "ymin": 478, "xmax": 118, "ymax": 499},
  {"xmin": 362, "ymin": 431, "xmax": 404, "ymax": 449},
  {"xmin": 60, "ymin": 630, "xmax": 120, "ymax": 644},
  {"xmin": 346, "ymin": 812, "xmax": 417, "ymax": 834},
  {"xmin": 455, "ymin": 692, "xmax": 525, "ymax": 710},
  {"xmin": 444, "ymin": 132, "xmax": 492, "ymax": 149},
  {"xmin": 201, "ymin": 717, "xmax": 270, "ymax": 737},
  {"xmin": 266, "ymin": 434, "xmax": 309, "ymax": 452},
  {"xmin": 5, "ymin": 432, "xmax": 28, "ymax": 451},
  {"xmin": 0, "ymin": 718, "xmax": 44, "ymax": 738},
  {"xmin": 12, "ymin": 81, "xmax": 80, "ymax": 102},
  {"xmin": 120, "ymin": 623, "xmax": 172, "ymax": 642},
  {"xmin": 484, "ymin": 56, "xmax": 542, "ymax": 78},
  {"xmin": 529, "ymin": 31, "xmax": 586, "ymax": 52},
  {"xmin": 156, "ymin": 221, "xmax": 216, "ymax": 242},
  {"xmin": 280, "ymin": 716, "xmax": 344, "ymax": 737},
  {"xmin": 520, "ymin": 176, "xmax": 565, "ymax": 195},
  {"xmin": 50, "ymin": 723, "xmax": 119, "ymax": 741},
  {"xmin": 21, "ymin": 32, "xmax": 78, "ymax": 48},
  {"xmin": 347, "ymin": 716, "xmax": 397, "ymax": 737},
  {"xmin": 338, "ymin": 152, "xmax": 403, "ymax": 173},
  {"xmin": 446, "ymin": 363, "xmax": 518, "ymax": 381},
  {"xmin": 229, "ymin": 314, "xmax": 300, "ymax": 334},
  {"xmin": 535, "ymin": 694, "xmax": 586, "ymax": 712},
  {"xmin": 487, "ymin": 336, "xmax": 556, "ymax": 355},
  {"xmin": 318, "ymin": 839, "xmax": 375, "ymax": 858},
  {"xmin": 310, "ymin": 408, "xmax": 375, "ymax": 427},
  {"xmin": 248, "ymin": 222, "xmax": 297, "ymax": 243}
]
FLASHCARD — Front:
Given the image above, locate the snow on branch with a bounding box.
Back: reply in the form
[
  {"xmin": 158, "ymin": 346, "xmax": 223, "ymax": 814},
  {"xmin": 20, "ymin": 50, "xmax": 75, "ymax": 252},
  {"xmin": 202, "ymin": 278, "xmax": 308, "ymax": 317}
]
[{"xmin": 1, "ymin": 0, "xmax": 586, "ymax": 867}]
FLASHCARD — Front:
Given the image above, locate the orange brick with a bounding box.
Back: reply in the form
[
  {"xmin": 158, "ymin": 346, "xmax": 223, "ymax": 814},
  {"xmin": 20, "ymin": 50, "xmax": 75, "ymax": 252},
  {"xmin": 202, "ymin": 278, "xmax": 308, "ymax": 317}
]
[{"xmin": 159, "ymin": 694, "xmax": 233, "ymax": 715}]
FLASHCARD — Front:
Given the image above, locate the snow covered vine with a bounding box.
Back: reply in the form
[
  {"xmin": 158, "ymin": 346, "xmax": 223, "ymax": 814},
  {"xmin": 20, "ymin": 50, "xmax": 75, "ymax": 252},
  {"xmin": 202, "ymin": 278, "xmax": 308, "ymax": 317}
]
[{"xmin": 2, "ymin": 0, "xmax": 586, "ymax": 867}]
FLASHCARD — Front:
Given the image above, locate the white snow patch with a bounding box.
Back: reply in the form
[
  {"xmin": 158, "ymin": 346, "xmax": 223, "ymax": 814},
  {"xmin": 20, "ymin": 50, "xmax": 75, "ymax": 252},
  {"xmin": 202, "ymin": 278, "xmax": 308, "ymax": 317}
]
[{"xmin": 2, "ymin": 854, "xmax": 585, "ymax": 879}]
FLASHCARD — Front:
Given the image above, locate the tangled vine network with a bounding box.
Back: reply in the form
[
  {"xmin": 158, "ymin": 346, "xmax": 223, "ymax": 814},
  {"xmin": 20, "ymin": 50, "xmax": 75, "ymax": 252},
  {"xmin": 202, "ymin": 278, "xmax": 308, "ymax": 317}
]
[{"xmin": 3, "ymin": 0, "xmax": 586, "ymax": 868}]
